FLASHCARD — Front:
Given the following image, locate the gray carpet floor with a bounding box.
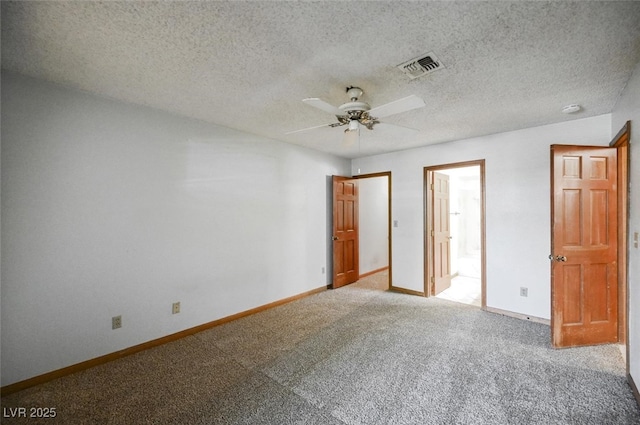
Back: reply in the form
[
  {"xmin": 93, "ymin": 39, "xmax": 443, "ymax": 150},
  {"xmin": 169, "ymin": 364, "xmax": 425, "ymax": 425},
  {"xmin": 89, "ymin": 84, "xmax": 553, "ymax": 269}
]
[{"xmin": 2, "ymin": 284, "xmax": 639, "ymax": 424}]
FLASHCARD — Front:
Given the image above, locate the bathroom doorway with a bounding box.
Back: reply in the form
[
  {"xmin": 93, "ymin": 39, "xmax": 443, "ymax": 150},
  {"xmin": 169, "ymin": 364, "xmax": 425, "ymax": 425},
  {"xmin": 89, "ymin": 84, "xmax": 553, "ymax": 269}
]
[{"xmin": 425, "ymin": 161, "xmax": 485, "ymax": 307}]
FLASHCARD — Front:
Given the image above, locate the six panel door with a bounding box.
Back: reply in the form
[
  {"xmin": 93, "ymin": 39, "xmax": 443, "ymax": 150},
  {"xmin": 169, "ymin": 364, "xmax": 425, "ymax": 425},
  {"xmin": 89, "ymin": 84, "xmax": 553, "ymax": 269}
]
[
  {"xmin": 551, "ymin": 145, "xmax": 618, "ymax": 348},
  {"xmin": 333, "ymin": 176, "xmax": 359, "ymax": 288},
  {"xmin": 433, "ymin": 172, "xmax": 452, "ymax": 295}
]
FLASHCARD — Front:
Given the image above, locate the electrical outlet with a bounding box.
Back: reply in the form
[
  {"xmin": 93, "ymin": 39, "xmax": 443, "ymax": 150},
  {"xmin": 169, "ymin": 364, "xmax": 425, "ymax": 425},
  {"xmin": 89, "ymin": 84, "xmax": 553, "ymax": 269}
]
[
  {"xmin": 520, "ymin": 287, "xmax": 528, "ymax": 297},
  {"xmin": 322, "ymin": 267, "xmax": 325, "ymax": 274},
  {"xmin": 172, "ymin": 302, "xmax": 180, "ymax": 315},
  {"xmin": 112, "ymin": 315, "xmax": 122, "ymax": 329}
]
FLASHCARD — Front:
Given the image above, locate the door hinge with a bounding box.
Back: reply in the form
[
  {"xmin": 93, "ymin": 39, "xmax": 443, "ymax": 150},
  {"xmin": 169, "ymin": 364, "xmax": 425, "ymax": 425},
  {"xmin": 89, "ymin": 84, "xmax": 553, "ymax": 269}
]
[
  {"xmin": 431, "ymin": 230, "xmax": 434, "ymax": 237},
  {"xmin": 430, "ymin": 276, "xmax": 435, "ymax": 284},
  {"xmin": 430, "ymin": 183, "xmax": 434, "ymax": 190}
]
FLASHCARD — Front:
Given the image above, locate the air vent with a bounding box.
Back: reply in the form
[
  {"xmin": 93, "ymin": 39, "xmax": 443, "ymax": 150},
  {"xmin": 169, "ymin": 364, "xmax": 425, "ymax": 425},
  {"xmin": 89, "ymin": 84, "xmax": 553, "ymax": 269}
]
[{"xmin": 397, "ymin": 52, "xmax": 444, "ymax": 80}]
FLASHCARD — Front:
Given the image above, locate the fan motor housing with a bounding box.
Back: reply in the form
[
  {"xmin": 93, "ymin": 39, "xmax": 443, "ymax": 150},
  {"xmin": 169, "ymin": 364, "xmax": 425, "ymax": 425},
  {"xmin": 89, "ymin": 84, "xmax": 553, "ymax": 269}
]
[{"xmin": 339, "ymin": 101, "xmax": 370, "ymax": 113}]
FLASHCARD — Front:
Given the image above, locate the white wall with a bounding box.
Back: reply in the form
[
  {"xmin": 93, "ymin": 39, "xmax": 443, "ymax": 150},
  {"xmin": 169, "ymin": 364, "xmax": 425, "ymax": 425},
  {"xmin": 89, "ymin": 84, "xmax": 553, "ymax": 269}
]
[
  {"xmin": 612, "ymin": 60, "xmax": 640, "ymax": 388},
  {"xmin": 353, "ymin": 114, "xmax": 611, "ymax": 319},
  {"xmin": 358, "ymin": 176, "xmax": 389, "ymax": 274},
  {"xmin": 0, "ymin": 72, "xmax": 350, "ymax": 386}
]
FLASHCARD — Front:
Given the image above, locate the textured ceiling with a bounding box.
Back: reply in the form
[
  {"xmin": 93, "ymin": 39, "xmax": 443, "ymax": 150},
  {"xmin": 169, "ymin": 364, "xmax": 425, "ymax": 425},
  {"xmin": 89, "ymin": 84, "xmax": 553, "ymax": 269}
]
[{"xmin": 2, "ymin": 1, "xmax": 640, "ymax": 159}]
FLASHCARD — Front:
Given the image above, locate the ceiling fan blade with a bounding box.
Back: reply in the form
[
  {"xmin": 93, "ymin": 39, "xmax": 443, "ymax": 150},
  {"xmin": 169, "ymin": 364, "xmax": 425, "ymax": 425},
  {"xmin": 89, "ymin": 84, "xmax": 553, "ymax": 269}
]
[
  {"xmin": 285, "ymin": 122, "xmax": 336, "ymax": 135},
  {"xmin": 372, "ymin": 122, "xmax": 420, "ymax": 137},
  {"xmin": 368, "ymin": 95, "xmax": 425, "ymax": 119},
  {"xmin": 302, "ymin": 98, "xmax": 344, "ymax": 116}
]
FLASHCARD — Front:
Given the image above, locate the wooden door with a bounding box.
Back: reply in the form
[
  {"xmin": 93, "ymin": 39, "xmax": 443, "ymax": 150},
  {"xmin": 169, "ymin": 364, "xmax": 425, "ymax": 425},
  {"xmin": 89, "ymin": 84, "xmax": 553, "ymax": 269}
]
[
  {"xmin": 333, "ymin": 176, "xmax": 359, "ymax": 288},
  {"xmin": 433, "ymin": 172, "xmax": 452, "ymax": 295},
  {"xmin": 551, "ymin": 145, "xmax": 618, "ymax": 348}
]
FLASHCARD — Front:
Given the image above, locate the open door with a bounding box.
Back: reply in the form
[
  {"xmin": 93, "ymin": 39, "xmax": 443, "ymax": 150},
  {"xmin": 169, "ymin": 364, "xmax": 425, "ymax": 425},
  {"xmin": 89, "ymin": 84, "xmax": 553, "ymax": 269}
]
[
  {"xmin": 550, "ymin": 145, "xmax": 618, "ymax": 348},
  {"xmin": 432, "ymin": 172, "xmax": 452, "ymax": 295},
  {"xmin": 332, "ymin": 176, "xmax": 359, "ymax": 288}
]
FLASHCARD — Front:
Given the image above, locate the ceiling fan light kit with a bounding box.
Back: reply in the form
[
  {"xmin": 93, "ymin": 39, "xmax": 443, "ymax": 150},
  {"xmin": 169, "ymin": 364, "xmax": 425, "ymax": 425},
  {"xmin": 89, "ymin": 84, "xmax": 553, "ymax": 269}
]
[{"xmin": 343, "ymin": 125, "xmax": 360, "ymax": 147}]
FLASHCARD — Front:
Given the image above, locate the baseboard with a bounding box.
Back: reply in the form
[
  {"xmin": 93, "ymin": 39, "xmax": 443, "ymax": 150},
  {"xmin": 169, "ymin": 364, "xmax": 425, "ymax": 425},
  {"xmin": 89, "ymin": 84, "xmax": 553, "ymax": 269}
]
[
  {"xmin": 389, "ymin": 285, "xmax": 425, "ymax": 297},
  {"xmin": 359, "ymin": 266, "xmax": 389, "ymax": 279},
  {"xmin": 629, "ymin": 373, "xmax": 640, "ymax": 408},
  {"xmin": 484, "ymin": 306, "xmax": 550, "ymax": 325},
  {"xmin": 0, "ymin": 285, "xmax": 328, "ymax": 396}
]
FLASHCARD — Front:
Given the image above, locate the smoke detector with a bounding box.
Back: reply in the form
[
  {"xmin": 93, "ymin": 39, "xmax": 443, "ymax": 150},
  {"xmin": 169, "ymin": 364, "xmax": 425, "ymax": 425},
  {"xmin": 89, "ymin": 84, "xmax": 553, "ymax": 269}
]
[
  {"xmin": 561, "ymin": 104, "xmax": 581, "ymax": 114},
  {"xmin": 397, "ymin": 52, "xmax": 444, "ymax": 80}
]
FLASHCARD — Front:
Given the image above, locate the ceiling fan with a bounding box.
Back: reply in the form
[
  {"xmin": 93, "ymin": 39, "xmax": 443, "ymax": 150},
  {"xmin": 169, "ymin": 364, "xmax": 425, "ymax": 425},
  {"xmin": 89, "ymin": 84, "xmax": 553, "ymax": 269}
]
[{"xmin": 286, "ymin": 86, "xmax": 426, "ymax": 145}]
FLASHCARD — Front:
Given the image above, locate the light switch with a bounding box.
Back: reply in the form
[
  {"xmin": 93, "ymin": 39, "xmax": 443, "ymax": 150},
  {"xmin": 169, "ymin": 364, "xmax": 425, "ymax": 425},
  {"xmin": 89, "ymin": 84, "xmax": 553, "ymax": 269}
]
[
  {"xmin": 393, "ymin": 220, "xmax": 398, "ymax": 228},
  {"xmin": 634, "ymin": 232, "xmax": 639, "ymax": 249}
]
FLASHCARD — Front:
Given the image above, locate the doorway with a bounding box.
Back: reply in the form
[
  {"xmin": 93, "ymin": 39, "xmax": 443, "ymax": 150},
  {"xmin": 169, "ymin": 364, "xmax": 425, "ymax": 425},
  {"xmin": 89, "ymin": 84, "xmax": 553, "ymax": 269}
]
[
  {"xmin": 424, "ymin": 161, "xmax": 486, "ymax": 308},
  {"xmin": 354, "ymin": 172, "xmax": 391, "ymax": 291}
]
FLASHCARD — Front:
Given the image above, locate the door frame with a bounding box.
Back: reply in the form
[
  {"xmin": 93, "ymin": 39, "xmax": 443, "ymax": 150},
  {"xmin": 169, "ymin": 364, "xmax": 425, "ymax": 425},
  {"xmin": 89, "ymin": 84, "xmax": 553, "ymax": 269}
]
[
  {"xmin": 610, "ymin": 121, "xmax": 630, "ymax": 372},
  {"xmin": 424, "ymin": 160, "xmax": 486, "ymax": 308},
  {"xmin": 353, "ymin": 171, "xmax": 392, "ymax": 289}
]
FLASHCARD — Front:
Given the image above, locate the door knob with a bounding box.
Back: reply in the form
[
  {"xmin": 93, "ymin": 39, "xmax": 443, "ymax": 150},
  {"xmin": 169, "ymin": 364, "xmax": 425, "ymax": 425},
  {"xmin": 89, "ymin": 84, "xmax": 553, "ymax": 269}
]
[
  {"xmin": 548, "ymin": 254, "xmax": 567, "ymax": 262},
  {"xmin": 332, "ymin": 236, "xmax": 338, "ymax": 241}
]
